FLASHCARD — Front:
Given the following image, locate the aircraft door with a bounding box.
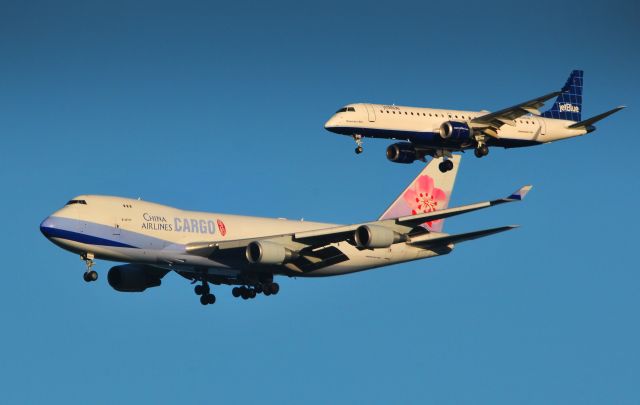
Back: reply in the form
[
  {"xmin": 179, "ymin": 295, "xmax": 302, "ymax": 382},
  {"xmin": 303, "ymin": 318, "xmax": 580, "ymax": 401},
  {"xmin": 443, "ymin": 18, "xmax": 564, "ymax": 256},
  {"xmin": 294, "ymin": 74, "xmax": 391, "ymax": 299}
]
[
  {"xmin": 534, "ymin": 116, "xmax": 546, "ymax": 140},
  {"xmin": 365, "ymin": 104, "xmax": 376, "ymax": 122}
]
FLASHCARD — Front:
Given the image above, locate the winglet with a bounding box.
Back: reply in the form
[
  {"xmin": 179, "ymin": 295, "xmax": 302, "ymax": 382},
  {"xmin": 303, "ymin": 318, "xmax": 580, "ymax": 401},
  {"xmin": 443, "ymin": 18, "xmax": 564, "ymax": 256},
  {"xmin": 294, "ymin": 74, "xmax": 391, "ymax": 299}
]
[{"xmin": 507, "ymin": 185, "xmax": 533, "ymax": 201}]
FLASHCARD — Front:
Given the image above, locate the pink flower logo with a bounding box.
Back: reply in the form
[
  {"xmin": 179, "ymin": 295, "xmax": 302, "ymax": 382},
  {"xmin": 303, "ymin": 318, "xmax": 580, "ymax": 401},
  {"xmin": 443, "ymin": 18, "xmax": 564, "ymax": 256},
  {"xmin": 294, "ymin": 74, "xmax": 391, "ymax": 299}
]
[
  {"xmin": 403, "ymin": 175, "xmax": 447, "ymax": 229},
  {"xmin": 217, "ymin": 219, "xmax": 227, "ymax": 236}
]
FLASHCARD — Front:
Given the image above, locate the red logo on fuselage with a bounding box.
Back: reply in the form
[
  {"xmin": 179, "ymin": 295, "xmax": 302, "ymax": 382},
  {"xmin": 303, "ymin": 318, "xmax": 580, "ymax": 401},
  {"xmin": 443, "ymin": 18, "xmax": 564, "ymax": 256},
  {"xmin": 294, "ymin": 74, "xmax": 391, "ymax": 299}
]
[{"xmin": 217, "ymin": 219, "xmax": 227, "ymax": 236}]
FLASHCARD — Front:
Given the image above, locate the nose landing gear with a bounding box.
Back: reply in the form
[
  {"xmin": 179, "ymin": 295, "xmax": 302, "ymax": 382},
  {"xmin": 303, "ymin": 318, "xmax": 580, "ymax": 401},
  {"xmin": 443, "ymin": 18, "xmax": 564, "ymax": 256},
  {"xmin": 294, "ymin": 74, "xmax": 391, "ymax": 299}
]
[
  {"xmin": 353, "ymin": 134, "xmax": 363, "ymax": 154},
  {"xmin": 81, "ymin": 253, "xmax": 98, "ymax": 282}
]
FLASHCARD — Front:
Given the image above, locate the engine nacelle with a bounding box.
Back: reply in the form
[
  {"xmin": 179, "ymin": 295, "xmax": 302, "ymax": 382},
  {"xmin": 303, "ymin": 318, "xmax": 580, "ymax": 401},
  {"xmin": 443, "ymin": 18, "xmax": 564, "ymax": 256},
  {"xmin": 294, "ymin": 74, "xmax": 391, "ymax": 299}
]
[
  {"xmin": 107, "ymin": 264, "xmax": 167, "ymax": 292},
  {"xmin": 439, "ymin": 121, "xmax": 473, "ymax": 141},
  {"xmin": 246, "ymin": 241, "xmax": 297, "ymax": 265},
  {"xmin": 386, "ymin": 142, "xmax": 417, "ymax": 164},
  {"xmin": 354, "ymin": 225, "xmax": 404, "ymax": 249}
]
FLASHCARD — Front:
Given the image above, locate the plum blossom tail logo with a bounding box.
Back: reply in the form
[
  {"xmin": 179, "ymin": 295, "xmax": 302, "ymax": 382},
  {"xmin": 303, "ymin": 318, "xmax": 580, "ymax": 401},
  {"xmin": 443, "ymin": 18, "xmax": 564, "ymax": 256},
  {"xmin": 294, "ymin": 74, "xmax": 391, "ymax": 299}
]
[
  {"xmin": 403, "ymin": 174, "xmax": 447, "ymax": 231},
  {"xmin": 217, "ymin": 219, "xmax": 227, "ymax": 236}
]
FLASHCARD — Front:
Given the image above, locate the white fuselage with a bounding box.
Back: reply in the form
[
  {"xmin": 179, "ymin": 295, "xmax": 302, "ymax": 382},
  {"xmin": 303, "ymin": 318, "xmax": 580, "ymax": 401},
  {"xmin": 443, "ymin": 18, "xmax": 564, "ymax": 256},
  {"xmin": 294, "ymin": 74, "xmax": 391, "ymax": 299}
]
[
  {"xmin": 40, "ymin": 195, "xmax": 450, "ymax": 281},
  {"xmin": 324, "ymin": 103, "xmax": 586, "ymax": 149}
]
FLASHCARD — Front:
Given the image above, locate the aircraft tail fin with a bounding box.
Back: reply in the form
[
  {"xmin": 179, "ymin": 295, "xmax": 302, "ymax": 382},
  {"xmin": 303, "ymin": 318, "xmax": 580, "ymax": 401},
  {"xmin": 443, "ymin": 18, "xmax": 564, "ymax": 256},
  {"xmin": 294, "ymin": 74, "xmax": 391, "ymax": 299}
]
[
  {"xmin": 541, "ymin": 69, "xmax": 583, "ymax": 122},
  {"xmin": 378, "ymin": 155, "xmax": 461, "ymax": 232}
]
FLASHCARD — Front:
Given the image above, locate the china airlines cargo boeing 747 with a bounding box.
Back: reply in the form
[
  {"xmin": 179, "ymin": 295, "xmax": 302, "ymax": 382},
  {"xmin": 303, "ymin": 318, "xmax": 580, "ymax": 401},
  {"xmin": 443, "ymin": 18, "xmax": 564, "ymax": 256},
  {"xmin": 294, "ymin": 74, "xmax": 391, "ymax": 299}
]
[
  {"xmin": 41, "ymin": 156, "xmax": 531, "ymax": 306},
  {"xmin": 324, "ymin": 70, "xmax": 624, "ymax": 172}
]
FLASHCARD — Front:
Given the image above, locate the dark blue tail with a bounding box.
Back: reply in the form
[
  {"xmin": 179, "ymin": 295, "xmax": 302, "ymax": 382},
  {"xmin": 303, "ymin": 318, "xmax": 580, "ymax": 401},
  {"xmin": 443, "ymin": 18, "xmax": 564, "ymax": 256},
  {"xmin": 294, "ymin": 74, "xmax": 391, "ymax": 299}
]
[{"xmin": 541, "ymin": 70, "xmax": 583, "ymax": 122}]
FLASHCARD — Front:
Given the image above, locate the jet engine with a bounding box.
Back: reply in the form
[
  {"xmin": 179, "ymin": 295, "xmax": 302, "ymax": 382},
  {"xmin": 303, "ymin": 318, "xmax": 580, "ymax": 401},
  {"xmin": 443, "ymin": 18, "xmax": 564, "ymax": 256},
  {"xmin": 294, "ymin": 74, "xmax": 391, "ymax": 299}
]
[
  {"xmin": 354, "ymin": 225, "xmax": 404, "ymax": 249},
  {"xmin": 439, "ymin": 121, "xmax": 473, "ymax": 141},
  {"xmin": 246, "ymin": 241, "xmax": 297, "ymax": 265},
  {"xmin": 386, "ymin": 142, "xmax": 417, "ymax": 164},
  {"xmin": 107, "ymin": 264, "xmax": 168, "ymax": 292}
]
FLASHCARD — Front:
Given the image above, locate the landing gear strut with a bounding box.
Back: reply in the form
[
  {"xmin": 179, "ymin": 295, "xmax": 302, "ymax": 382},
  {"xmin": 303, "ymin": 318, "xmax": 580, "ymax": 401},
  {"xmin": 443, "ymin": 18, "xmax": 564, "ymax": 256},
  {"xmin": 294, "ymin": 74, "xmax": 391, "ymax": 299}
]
[
  {"xmin": 438, "ymin": 159, "xmax": 454, "ymax": 173},
  {"xmin": 353, "ymin": 134, "xmax": 363, "ymax": 154},
  {"xmin": 81, "ymin": 253, "xmax": 98, "ymax": 282},
  {"xmin": 194, "ymin": 280, "xmax": 216, "ymax": 305}
]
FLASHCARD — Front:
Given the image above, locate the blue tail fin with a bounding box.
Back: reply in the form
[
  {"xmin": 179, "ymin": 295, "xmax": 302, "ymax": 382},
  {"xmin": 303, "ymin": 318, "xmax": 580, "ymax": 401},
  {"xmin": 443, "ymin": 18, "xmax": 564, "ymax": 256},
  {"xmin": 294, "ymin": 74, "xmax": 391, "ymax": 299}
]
[{"xmin": 541, "ymin": 70, "xmax": 583, "ymax": 122}]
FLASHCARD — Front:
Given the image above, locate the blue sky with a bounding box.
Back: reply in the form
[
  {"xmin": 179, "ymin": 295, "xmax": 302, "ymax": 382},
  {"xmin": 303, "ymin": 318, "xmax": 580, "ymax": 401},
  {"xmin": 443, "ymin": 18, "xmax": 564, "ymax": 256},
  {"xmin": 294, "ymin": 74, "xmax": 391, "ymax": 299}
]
[{"xmin": 1, "ymin": 0, "xmax": 639, "ymax": 403}]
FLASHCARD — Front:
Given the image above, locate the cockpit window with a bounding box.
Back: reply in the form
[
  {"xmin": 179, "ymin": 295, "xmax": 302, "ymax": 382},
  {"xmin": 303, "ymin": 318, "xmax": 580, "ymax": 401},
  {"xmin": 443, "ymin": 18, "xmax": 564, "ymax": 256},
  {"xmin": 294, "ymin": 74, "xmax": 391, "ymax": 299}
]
[
  {"xmin": 66, "ymin": 199, "xmax": 87, "ymax": 206},
  {"xmin": 335, "ymin": 107, "xmax": 356, "ymax": 113}
]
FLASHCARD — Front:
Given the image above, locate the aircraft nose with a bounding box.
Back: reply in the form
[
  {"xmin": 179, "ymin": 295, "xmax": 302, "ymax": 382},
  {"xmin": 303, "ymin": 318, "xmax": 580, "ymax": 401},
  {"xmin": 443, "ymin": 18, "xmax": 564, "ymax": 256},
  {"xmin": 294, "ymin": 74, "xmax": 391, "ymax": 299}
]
[
  {"xmin": 40, "ymin": 216, "xmax": 58, "ymax": 239},
  {"xmin": 324, "ymin": 117, "xmax": 334, "ymax": 129},
  {"xmin": 324, "ymin": 116, "xmax": 339, "ymax": 132}
]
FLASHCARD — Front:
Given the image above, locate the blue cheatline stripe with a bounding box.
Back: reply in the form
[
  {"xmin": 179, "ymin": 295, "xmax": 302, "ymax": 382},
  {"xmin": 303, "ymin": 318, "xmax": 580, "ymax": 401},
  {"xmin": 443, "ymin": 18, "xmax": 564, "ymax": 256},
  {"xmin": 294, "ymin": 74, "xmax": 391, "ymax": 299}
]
[
  {"xmin": 42, "ymin": 226, "xmax": 137, "ymax": 248},
  {"xmin": 41, "ymin": 216, "xmax": 178, "ymax": 250}
]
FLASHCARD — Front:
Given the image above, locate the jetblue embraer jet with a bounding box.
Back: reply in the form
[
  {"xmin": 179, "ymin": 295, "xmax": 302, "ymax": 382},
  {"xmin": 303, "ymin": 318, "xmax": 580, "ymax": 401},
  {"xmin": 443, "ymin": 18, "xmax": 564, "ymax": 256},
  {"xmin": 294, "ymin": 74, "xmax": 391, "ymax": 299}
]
[
  {"xmin": 324, "ymin": 70, "xmax": 624, "ymax": 172},
  {"xmin": 40, "ymin": 156, "xmax": 531, "ymax": 306}
]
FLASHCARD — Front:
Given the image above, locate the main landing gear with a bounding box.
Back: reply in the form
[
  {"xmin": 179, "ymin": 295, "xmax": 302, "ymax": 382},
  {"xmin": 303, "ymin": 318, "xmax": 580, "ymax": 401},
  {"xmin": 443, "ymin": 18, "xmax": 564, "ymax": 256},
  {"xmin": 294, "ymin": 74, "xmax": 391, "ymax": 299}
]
[
  {"xmin": 81, "ymin": 253, "xmax": 98, "ymax": 282},
  {"xmin": 194, "ymin": 280, "xmax": 216, "ymax": 305},
  {"xmin": 474, "ymin": 144, "xmax": 489, "ymax": 158},
  {"xmin": 353, "ymin": 134, "xmax": 363, "ymax": 154},
  {"xmin": 231, "ymin": 282, "xmax": 279, "ymax": 300},
  {"xmin": 438, "ymin": 159, "xmax": 454, "ymax": 173}
]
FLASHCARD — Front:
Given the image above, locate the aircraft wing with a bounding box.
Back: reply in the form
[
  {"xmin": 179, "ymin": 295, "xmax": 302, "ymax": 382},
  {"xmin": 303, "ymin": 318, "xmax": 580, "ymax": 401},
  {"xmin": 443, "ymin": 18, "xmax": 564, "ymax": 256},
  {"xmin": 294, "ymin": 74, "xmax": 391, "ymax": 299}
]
[
  {"xmin": 408, "ymin": 225, "xmax": 518, "ymax": 248},
  {"xmin": 470, "ymin": 91, "xmax": 560, "ymax": 137},
  {"xmin": 185, "ymin": 185, "xmax": 532, "ymax": 259}
]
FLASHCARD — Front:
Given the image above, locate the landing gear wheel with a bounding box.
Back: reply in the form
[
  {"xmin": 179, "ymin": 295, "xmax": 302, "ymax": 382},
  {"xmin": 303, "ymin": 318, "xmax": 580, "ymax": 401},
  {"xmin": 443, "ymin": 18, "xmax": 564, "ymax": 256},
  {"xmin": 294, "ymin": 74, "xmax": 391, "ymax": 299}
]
[
  {"xmin": 207, "ymin": 294, "xmax": 216, "ymax": 304},
  {"xmin": 232, "ymin": 287, "xmax": 241, "ymax": 297},
  {"xmin": 271, "ymin": 283, "xmax": 280, "ymax": 295},
  {"xmin": 249, "ymin": 289, "xmax": 257, "ymax": 299},
  {"xmin": 475, "ymin": 145, "xmax": 489, "ymax": 158},
  {"xmin": 83, "ymin": 272, "xmax": 90, "ymax": 282},
  {"xmin": 200, "ymin": 295, "xmax": 209, "ymax": 305},
  {"xmin": 438, "ymin": 160, "xmax": 454, "ymax": 173},
  {"xmin": 87, "ymin": 270, "xmax": 98, "ymax": 281},
  {"xmin": 194, "ymin": 285, "xmax": 204, "ymax": 295},
  {"xmin": 355, "ymin": 146, "xmax": 363, "ymax": 154}
]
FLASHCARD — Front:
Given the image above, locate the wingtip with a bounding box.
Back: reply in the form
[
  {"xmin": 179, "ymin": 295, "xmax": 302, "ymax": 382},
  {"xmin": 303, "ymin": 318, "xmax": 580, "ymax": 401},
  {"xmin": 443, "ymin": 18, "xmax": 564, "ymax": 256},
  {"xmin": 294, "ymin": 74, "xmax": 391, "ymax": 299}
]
[{"xmin": 507, "ymin": 185, "xmax": 533, "ymax": 201}]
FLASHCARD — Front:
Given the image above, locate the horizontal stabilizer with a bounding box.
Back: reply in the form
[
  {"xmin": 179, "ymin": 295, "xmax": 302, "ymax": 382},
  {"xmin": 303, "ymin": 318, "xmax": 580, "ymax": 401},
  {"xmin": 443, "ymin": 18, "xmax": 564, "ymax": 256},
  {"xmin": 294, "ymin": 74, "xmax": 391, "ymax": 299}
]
[
  {"xmin": 568, "ymin": 106, "xmax": 626, "ymax": 129},
  {"xmin": 410, "ymin": 225, "xmax": 518, "ymax": 248}
]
